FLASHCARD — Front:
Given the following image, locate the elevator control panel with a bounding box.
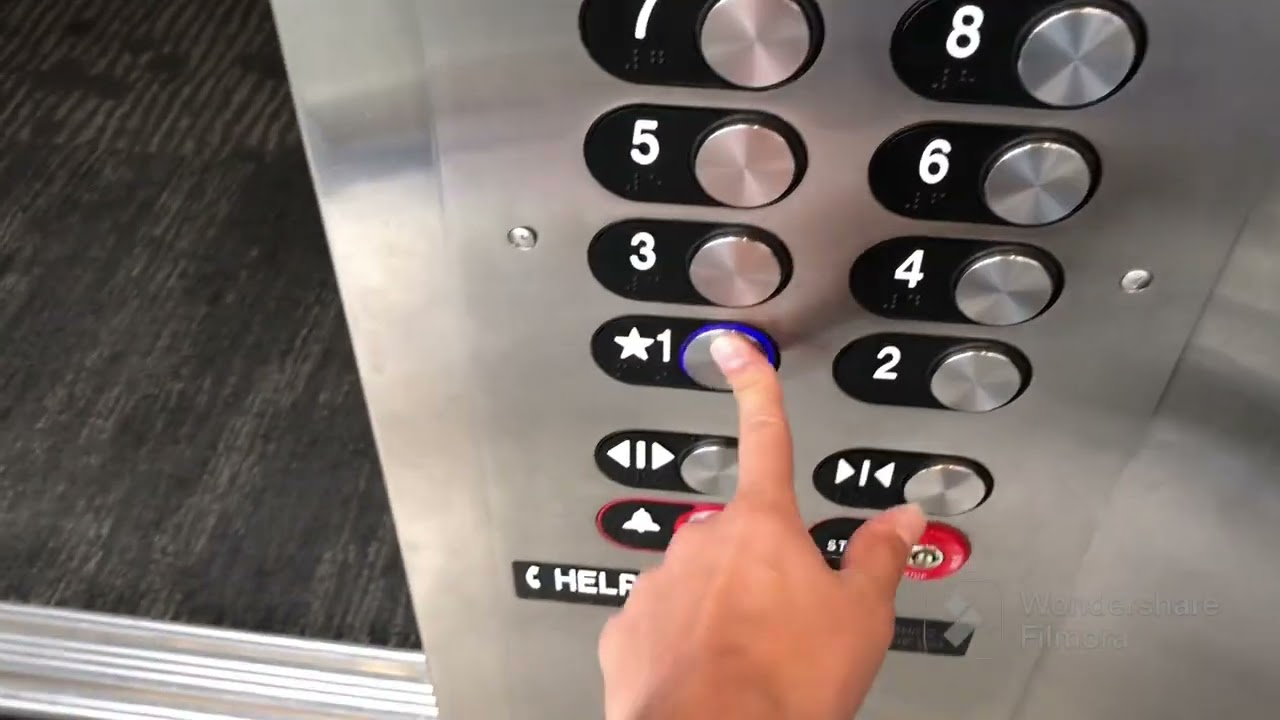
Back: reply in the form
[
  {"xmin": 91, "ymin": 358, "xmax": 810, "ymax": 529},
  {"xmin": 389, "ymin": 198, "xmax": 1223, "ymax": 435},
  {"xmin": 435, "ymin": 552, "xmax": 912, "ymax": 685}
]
[
  {"xmin": 575, "ymin": 0, "xmax": 1136, "ymax": 588},
  {"xmin": 583, "ymin": 0, "xmax": 1131, "ymax": 613},
  {"xmin": 276, "ymin": 0, "xmax": 1280, "ymax": 716}
]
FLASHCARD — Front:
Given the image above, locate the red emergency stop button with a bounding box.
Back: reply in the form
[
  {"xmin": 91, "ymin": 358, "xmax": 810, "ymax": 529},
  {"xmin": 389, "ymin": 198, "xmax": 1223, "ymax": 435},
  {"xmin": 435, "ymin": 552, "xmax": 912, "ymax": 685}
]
[{"xmin": 905, "ymin": 521, "xmax": 970, "ymax": 581}]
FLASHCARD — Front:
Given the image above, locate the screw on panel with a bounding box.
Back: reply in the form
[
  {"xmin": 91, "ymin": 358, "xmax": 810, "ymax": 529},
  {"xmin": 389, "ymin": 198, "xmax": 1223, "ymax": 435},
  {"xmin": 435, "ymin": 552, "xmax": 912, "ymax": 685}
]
[
  {"xmin": 507, "ymin": 226, "xmax": 538, "ymax": 250},
  {"xmin": 1121, "ymin": 269, "xmax": 1153, "ymax": 293}
]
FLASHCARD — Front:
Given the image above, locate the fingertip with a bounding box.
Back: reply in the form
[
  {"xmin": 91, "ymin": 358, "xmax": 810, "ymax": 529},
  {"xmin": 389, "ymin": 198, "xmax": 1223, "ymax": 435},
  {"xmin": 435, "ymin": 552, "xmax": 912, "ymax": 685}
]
[
  {"xmin": 709, "ymin": 332, "xmax": 760, "ymax": 376},
  {"xmin": 839, "ymin": 505, "xmax": 926, "ymax": 594},
  {"xmin": 881, "ymin": 504, "xmax": 927, "ymax": 547}
]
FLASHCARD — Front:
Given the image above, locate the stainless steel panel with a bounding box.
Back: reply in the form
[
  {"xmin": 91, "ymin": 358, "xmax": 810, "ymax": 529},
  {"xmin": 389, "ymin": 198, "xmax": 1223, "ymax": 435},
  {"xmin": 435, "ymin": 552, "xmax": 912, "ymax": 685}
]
[{"xmin": 270, "ymin": 0, "xmax": 1280, "ymax": 717}]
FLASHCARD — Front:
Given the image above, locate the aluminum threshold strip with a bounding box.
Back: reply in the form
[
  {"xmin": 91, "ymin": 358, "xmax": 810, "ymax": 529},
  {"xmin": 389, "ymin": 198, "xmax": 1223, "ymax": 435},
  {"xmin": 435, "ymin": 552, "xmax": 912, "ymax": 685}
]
[{"xmin": 0, "ymin": 602, "xmax": 437, "ymax": 719}]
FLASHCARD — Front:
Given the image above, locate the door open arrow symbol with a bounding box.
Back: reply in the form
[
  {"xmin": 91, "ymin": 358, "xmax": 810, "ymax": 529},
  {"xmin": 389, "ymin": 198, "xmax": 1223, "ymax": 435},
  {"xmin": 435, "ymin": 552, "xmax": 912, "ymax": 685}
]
[{"xmin": 650, "ymin": 442, "xmax": 675, "ymax": 470}]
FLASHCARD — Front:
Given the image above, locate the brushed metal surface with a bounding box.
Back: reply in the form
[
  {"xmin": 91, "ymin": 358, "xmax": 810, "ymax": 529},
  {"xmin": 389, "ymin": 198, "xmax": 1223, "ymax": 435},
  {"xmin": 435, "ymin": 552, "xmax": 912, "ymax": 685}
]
[
  {"xmin": 902, "ymin": 463, "xmax": 988, "ymax": 517},
  {"xmin": 699, "ymin": 0, "xmax": 813, "ymax": 89},
  {"xmin": 930, "ymin": 349, "xmax": 1024, "ymax": 413},
  {"xmin": 679, "ymin": 441, "xmax": 740, "ymax": 496},
  {"xmin": 954, "ymin": 252, "xmax": 1055, "ymax": 326},
  {"xmin": 271, "ymin": 1, "xmax": 1280, "ymax": 718},
  {"xmin": 1017, "ymin": 6, "xmax": 1138, "ymax": 108},
  {"xmin": 983, "ymin": 141, "xmax": 1093, "ymax": 226},
  {"xmin": 688, "ymin": 234, "xmax": 783, "ymax": 307},
  {"xmin": 694, "ymin": 123, "xmax": 798, "ymax": 208}
]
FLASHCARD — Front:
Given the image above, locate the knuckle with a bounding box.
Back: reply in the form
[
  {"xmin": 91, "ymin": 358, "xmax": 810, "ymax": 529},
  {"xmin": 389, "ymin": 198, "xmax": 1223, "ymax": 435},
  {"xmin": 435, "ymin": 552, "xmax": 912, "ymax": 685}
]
[
  {"xmin": 732, "ymin": 367, "xmax": 780, "ymax": 398},
  {"xmin": 741, "ymin": 411, "xmax": 788, "ymax": 436}
]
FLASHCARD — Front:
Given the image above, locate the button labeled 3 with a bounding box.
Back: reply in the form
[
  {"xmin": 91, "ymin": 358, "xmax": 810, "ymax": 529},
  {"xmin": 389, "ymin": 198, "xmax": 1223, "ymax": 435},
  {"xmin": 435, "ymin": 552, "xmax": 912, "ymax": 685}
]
[{"xmin": 589, "ymin": 220, "xmax": 792, "ymax": 307}]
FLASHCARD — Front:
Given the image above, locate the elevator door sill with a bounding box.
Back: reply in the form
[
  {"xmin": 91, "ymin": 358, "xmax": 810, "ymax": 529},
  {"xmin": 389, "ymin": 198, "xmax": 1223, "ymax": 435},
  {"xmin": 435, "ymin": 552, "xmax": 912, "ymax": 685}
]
[{"xmin": 0, "ymin": 603, "xmax": 436, "ymax": 720}]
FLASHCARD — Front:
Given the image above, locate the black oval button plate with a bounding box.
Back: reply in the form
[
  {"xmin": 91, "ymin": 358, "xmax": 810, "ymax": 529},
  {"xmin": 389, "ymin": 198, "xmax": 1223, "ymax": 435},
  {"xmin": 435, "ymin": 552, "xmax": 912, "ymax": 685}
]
[
  {"xmin": 586, "ymin": 105, "xmax": 806, "ymax": 207},
  {"xmin": 595, "ymin": 430, "xmax": 736, "ymax": 494},
  {"xmin": 833, "ymin": 333, "xmax": 1030, "ymax": 409},
  {"xmin": 591, "ymin": 315, "xmax": 779, "ymax": 392},
  {"xmin": 810, "ymin": 517, "xmax": 865, "ymax": 569},
  {"xmin": 868, "ymin": 122, "xmax": 1098, "ymax": 225},
  {"xmin": 580, "ymin": 0, "xmax": 823, "ymax": 90},
  {"xmin": 892, "ymin": 0, "xmax": 1145, "ymax": 108},
  {"xmin": 590, "ymin": 219, "xmax": 791, "ymax": 307},
  {"xmin": 813, "ymin": 449, "xmax": 992, "ymax": 511},
  {"xmin": 851, "ymin": 236, "xmax": 1061, "ymax": 324},
  {"xmin": 597, "ymin": 498, "xmax": 723, "ymax": 552}
]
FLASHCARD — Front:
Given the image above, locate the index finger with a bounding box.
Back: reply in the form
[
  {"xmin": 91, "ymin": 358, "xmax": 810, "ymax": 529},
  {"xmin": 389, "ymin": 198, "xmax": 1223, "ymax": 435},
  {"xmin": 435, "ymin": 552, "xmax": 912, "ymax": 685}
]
[{"xmin": 709, "ymin": 332, "xmax": 797, "ymax": 512}]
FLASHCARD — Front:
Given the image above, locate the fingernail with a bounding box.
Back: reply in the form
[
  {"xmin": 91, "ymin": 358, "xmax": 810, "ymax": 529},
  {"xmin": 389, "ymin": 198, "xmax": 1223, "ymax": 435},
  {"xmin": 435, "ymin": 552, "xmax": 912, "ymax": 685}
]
[
  {"xmin": 710, "ymin": 333, "xmax": 752, "ymax": 373},
  {"xmin": 885, "ymin": 504, "xmax": 927, "ymax": 547}
]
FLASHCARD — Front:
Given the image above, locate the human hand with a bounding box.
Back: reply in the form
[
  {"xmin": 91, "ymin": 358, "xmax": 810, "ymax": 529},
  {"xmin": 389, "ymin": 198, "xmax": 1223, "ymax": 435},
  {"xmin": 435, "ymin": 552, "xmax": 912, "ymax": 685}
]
[{"xmin": 598, "ymin": 332, "xmax": 927, "ymax": 720}]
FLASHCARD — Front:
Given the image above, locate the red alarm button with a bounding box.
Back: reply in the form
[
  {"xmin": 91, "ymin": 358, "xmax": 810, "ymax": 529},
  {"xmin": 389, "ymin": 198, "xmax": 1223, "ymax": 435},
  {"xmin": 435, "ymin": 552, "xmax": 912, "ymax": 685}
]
[
  {"xmin": 674, "ymin": 505, "xmax": 724, "ymax": 532},
  {"xmin": 904, "ymin": 521, "xmax": 970, "ymax": 581}
]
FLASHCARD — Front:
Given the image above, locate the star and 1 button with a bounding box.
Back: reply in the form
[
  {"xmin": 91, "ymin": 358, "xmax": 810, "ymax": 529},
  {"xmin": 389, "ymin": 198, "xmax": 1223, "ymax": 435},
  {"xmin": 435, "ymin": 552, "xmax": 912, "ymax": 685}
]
[{"xmin": 594, "ymin": 316, "xmax": 779, "ymax": 391}]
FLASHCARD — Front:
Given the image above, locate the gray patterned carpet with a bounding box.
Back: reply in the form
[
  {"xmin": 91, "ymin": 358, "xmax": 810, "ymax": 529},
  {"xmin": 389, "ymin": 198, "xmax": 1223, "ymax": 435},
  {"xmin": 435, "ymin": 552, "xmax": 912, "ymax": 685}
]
[{"xmin": 0, "ymin": 0, "xmax": 420, "ymax": 648}]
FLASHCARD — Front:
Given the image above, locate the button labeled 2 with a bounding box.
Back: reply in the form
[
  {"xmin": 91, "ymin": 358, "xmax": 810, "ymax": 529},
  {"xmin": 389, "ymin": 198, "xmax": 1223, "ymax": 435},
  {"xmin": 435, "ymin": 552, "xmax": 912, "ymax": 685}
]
[
  {"xmin": 833, "ymin": 333, "xmax": 1030, "ymax": 411},
  {"xmin": 592, "ymin": 316, "xmax": 779, "ymax": 392}
]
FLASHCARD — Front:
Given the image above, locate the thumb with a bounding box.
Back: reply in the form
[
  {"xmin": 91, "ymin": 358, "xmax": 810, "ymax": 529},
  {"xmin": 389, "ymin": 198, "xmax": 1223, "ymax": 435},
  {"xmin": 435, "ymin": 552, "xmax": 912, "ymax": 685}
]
[{"xmin": 840, "ymin": 504, "xmax": 927, "ymax": 597}]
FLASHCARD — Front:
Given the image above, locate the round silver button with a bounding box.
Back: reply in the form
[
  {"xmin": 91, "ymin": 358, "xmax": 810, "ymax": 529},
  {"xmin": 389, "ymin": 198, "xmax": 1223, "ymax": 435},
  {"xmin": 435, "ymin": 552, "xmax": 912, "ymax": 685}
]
[
  {"xmin": 681, "ymin": 327, "xmax": 770, "ymax": 390},
  {"xmin": 930, "ymin": 349, "xmax": 1024, "ymax": 413},
  {"xmin": 688, "ymin": 235, "xmax": 783, "ymax": 308},
  {"xmin": 983, "ymin": 141, "xmax": 1093, "ymax": 227},
  {"xmin": 699, "ymin": 0, "xmax": 814, "ymax": 89},
  {"xmin": 680, "ymin": 442, "xmax": 739, "ymax": 496},
  {"xmin": 903, "ymin": 464, "xmax": 989, "ymax": 517},
  {"xmin": 1018, "ymin": 6, "xmax": 1138, "ymax": 108},
  {"xmin": 694, "ymin": 123, "xmax": 798, "ymax": 209},
  {"xmin": 954, "ymin": 252, "xmax": 1055, "ymax": 326}
]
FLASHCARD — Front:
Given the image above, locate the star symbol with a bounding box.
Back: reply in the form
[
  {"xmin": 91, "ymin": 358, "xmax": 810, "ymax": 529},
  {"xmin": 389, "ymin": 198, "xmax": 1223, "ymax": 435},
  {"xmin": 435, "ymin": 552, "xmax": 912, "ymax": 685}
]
[{"xmin": 614, "ymin": 327, "xmax": 655, "ymax": 361}]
